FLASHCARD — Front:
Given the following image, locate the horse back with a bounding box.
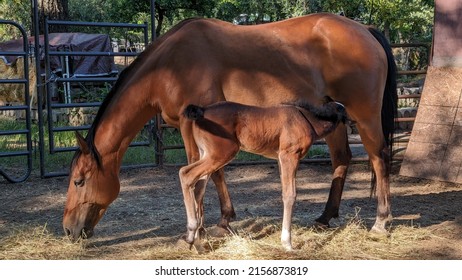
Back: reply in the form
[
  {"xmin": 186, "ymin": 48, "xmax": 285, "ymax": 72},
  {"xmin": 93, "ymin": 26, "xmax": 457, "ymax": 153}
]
[{"xmin": 155, "ymin": 14, "xmax": 386, "ymax": 109}]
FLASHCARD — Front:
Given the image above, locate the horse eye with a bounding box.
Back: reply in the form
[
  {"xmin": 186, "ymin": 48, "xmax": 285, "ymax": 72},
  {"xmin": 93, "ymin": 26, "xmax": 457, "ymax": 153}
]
[{"xmin": 74, "ymin": 179, "xmax": 85, "ymax": 187}]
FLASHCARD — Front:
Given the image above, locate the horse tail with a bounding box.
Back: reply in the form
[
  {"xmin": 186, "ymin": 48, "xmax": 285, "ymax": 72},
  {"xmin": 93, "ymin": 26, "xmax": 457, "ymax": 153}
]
[
  {"xmin": 367, "ymin": 27, "xmax": 398, "ymax": 196},
  {"xmin": 183, "ymin": 104, "xmax": 205, "ymax": 120},
  {"xmin": 368, "ymin": 27, "xmax": 398, "ymax": 151}
]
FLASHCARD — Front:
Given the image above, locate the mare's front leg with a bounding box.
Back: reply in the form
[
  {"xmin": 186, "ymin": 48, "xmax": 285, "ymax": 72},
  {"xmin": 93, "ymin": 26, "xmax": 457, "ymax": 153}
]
[
  {"xmin": 278, "ymin": 152, "xmax": 300, "ymax": 251},
  {"xmin": 316, "ymin": 123, "xmax": 352, "ymax": 226}
]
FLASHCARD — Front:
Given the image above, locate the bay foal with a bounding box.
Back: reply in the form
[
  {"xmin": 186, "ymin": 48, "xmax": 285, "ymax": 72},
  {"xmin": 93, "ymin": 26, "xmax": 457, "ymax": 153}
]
[{"xmin": 180, "ymin": 101, "xmax": 347, "ymax": 250}]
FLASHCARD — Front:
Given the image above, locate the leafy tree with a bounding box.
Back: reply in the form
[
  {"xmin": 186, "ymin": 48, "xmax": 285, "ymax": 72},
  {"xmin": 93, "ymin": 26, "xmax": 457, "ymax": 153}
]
[
  {"xmin": 0, "ymin": 0, "xmax": 70, "ymax": 39},
  {"xmin": 0, "ymin": 0, "xmax": 32, "ymax": 40},
  {"xmin": 364, "ymin": 0, "xmax": 434, "ymax": 42}
]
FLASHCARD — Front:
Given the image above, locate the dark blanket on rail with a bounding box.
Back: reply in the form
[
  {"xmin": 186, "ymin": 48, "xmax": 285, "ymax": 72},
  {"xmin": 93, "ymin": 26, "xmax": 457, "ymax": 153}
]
[{"xmin": 0, "ymin": 33, "xmax": 117, "ymax": 77}]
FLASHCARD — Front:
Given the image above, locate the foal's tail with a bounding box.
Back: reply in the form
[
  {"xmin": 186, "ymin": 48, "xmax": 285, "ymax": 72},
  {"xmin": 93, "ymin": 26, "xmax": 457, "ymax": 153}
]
[{"xmin": 183, "ymin": 104, "xmax": 205, "ymax": 120}]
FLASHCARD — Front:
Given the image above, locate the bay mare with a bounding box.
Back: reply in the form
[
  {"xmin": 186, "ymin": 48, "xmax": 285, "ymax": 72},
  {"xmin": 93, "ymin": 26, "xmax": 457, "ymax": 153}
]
[
  {"xmin": 180, "ymin": 101, "xmax": 347, "ymax": 250},
  {"xmin": 63, "ymin": 13, "xmax": 397, "ymax": 242}
]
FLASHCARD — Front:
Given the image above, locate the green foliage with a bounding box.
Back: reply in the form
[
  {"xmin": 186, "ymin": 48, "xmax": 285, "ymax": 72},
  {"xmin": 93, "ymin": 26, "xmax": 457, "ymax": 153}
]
[
  {"xmin": 364, "ymin": 0, "xmax": 434, "ymax": 42},
  {"xmin": 0, "ymin": 0, "xmax": 31, "ymax": 40}
]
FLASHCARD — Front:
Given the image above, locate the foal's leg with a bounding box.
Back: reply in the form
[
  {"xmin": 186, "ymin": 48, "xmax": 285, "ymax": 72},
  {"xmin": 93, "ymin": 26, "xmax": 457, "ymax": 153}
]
[
  {"xmin": 315, "ymin": 123, "xmax": 352, "ymax": 226},
  {"xmin": 180, "ymin": 122, "xmax": 236, "ymax": 234},
  {"xmin": 278, "ymin": 152, "xmax": 300, "ymax": 251},
  {"xmin": 179, "ymin": 160, "xmax": 211, "ymax": 244},
  {"xmin": 210, "ymin": 169, "xmax": 236, "ymax": 231},
  {"xmin": 179, "ymin": 133, "xmax": 240, "ymax": 245},
  {"xmin": 180, "ymin": 122, "xmax": 208, "ymax": 235},
  {"xmin": 355, "ymin": 120, "xmax": 392, "ymax": 233}
]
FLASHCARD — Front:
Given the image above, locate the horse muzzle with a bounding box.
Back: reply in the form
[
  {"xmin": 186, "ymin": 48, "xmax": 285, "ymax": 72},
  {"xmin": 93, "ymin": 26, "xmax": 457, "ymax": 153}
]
[{"xmin": 64, "ymin": 225, "xmax": 94, "ymax": 242}]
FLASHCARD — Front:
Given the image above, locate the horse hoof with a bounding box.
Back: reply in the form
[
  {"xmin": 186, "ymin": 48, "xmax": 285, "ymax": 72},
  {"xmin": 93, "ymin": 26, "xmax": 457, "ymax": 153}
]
[
  {"xmin": 175, "ymin": 237, "xmax": 194, "ymax": 250},
  {"xmin": 282, "ymin": 243, "xmax": 293, "ymax": 251},
  {"xmin": 193, "ymin": 240, "xmax": 212, "ymax": 254},
  {"xmin": 369, "ymin": 226, "xmax": 390, "ymax": 240},
  {"xmin": 313, "ymin": 221, "xmax": 329, "ymax": 230}
]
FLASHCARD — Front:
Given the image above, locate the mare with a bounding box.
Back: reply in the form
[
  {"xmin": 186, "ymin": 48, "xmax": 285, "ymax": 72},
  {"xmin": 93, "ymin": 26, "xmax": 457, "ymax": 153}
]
[
  {"xmin": 180, "ymin": 101, "xmax": 347, "ymax": 250},
  {"xmin": 63, "ymin": 13, "xmax": 397, "ymax": 242}
]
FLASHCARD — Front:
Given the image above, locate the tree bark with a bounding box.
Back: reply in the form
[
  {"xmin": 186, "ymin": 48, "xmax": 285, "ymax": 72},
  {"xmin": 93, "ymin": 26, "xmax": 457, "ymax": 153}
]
[{"xmin": 37, "ymin": 0, "xmax": 69, "ymax": 34}]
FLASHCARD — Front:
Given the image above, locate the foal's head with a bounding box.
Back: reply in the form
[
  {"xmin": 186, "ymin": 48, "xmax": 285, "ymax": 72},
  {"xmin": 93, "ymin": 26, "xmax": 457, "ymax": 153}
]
[
  {"xmin": 294, "ymin": 100, "xmax": 347, "ymax": 138},
  {"xmin": 62, "ymin": 133, "xmax": 120, "ymax": 242}
]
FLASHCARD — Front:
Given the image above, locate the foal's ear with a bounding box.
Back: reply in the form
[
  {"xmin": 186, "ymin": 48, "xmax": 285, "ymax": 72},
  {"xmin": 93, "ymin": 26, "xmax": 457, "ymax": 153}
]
[{"xmin": 75, "ymin": 131, "xmax": 90, "ymax": 155}]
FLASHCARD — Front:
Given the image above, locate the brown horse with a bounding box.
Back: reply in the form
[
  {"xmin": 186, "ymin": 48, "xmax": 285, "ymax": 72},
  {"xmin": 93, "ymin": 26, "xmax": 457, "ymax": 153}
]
[
  {"xmin": 180, "ymin": 100, "xmax": 347, "ymax": 250},
  {"xmin": 63, "ymin": 13, "xmax": 397, "ymax": 242}
]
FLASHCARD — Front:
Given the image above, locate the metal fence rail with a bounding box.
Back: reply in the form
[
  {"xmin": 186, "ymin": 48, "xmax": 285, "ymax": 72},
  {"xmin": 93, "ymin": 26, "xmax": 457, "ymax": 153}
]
[
  {"xmin": 0, "ymin": 20, "xmax": 33, "ymax": 183},
  {"xmin": 36, "ymin": 18, "xmax": 153, "ymax": 178}
]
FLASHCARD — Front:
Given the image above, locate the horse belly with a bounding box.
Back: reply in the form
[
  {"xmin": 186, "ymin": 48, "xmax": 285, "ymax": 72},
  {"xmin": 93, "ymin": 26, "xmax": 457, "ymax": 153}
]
[
  {"xmin": 221, "ymin": 70, "xmax": 321, "ymax": 107},
  {"xmin": 237, "ymin": 123, "xmax": 281, "ymax": 160}
]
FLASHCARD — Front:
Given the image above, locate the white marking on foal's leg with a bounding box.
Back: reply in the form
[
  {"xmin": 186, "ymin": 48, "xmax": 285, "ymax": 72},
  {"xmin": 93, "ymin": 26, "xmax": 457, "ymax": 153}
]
[{"xmin": 281, "ymin": 228, "xmax": 292, "ymax": 251}]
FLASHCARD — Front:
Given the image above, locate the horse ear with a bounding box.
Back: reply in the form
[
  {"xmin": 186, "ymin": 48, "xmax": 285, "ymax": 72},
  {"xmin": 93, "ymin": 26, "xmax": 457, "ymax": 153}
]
[{"xmin": 75, "ymin": 131, "xmax": 90, "ymax": 155}]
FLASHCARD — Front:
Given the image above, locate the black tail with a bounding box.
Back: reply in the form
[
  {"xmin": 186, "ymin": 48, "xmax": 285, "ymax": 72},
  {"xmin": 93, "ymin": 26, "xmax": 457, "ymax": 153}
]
[
  {"xmin": 368, "ymin": 27, "xmax": 398, "ymax": 151},
  {"xmin": 368, "ymin": 27, "xmax": 398, "ymax": 196},
  {"xmin": 183, "ymin": 104, "xmax": 205, "ymax": 120}
]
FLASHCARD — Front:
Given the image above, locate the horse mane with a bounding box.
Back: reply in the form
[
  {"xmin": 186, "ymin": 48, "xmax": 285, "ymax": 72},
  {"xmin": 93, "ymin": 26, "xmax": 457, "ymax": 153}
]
[
  {"xmin": 75, "ymin": 18, "xmax": 205, "ymax": 167},
  {"xmin": 288, "ymin": 101, "xmax": 347, "ymax": 124}
]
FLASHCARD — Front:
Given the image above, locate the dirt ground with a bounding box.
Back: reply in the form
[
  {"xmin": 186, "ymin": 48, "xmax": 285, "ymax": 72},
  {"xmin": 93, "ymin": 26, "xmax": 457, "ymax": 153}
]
[{"xmin": 1, "ymin": 162, "xmax": 462, "ymax": 259}]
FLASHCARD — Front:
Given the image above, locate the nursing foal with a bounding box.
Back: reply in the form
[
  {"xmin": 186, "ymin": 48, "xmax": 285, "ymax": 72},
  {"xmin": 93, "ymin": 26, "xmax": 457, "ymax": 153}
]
[{"xmin": 179, "ymin": 100, "xmax": 347, "ymax": 250}]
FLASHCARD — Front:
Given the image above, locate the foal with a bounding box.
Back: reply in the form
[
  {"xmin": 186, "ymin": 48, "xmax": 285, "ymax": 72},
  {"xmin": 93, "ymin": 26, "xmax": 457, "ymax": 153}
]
[{"xmin": 180, "ymin": 101, "xmax": 347, "ymax": 250}]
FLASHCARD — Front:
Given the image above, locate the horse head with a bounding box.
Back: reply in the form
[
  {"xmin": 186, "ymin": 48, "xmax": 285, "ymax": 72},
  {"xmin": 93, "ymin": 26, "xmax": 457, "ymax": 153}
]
[{"xmin": 62, "ymin": 132, "xmax": 120, "ymax": 242}]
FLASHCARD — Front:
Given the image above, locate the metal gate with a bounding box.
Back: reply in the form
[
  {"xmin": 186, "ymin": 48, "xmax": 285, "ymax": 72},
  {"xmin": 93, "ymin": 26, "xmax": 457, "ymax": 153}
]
[
  {"xmin": 36, "ymin": 18, "xmax": 154, "ymax": 178},
  {"xmin": 0, "ymin": 20, "xmax": 33, "ymax": 183},
  {"xmin": 1, "ymin": 1, "xmax": 158, "ymax": 182}
]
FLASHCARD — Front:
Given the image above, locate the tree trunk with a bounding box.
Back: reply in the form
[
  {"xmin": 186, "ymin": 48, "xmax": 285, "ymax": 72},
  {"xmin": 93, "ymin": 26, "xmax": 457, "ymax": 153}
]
[
  {"xmin": 37, "ymin": 0, "xmax": 69, "ymax": 34},
  {"xmin": 155, "ymin": 6, "xmax": 165, "ymax": 38}
]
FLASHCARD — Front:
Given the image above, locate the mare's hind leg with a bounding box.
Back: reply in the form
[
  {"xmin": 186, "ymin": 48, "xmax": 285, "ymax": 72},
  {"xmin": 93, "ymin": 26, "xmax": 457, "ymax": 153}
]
[
  {"xmin": 355, "ymin": 119, "xmax": 392, "ymax": 233},
  {"xmin": 315, "ymin": 123, "xmax": 352, "ymax": 226}
]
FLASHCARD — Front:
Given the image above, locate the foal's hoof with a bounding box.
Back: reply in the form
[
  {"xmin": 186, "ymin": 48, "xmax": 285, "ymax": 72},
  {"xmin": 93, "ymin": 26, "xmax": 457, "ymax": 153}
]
[
  {"xmin": 282, "ymin": 243, "xmax": 294, "ymax": 251},
  {"xmin": 369, "ymin": 226, "xmax": 390, "ymax": 240},
  {"xmin": 193, "ymin": 240, "xmax": 212, "ymax": 254},
  {"xmin": 175, "ymin": 236, "xmax": 211, "ymax": 254},
  {"xmin": 175, "ymin": 237, "xmax": 193, "ymax": 250}
]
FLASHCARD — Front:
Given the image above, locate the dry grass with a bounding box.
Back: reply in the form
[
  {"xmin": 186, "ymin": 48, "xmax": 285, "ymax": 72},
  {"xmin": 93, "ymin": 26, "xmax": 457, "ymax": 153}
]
[
  {"xmin": 0, "ymin": 57, "xmax": 37, "ymax": 106},
  {"xmin": 0, "ymin": 217, "xmax": 441, "ymax": 260},
  {"xmin": 0, "ymin": 224, "xmax": 86, "ymax": 260}
]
